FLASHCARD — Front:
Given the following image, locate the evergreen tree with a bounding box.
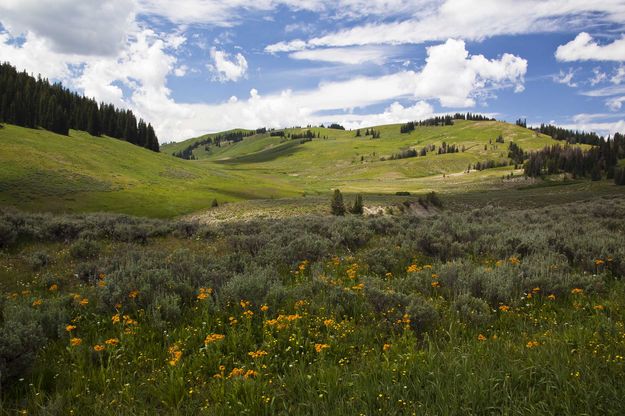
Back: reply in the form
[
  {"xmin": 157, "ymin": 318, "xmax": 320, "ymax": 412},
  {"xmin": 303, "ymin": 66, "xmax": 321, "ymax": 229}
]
[
  {"xmin": 349, "ymin": 194, "xmax": 364, "ymax": 215},
  {"xmin": 331, "ymin": 189, "xmax": 346, "ymax": 216}
]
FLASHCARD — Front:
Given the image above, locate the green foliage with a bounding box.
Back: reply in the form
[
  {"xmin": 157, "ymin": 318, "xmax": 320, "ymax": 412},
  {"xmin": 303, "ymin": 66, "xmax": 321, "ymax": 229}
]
[
  {"xmin": 331, "ymin": 189, "xmax": 346, "ymax": 216},
  {"xmin": 452, "ymin": 294, "xmax": 492, "ymax": 326},
  {"xmin": 349, "ymin": 194, "xmax": 364, "ymax": 215},
  {"xmin": 69, "ymin": 239, "xmax": 100, "ymax": 259}
]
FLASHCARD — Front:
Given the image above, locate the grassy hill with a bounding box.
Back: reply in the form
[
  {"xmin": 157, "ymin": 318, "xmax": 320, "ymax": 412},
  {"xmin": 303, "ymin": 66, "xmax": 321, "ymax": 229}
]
[
  {"xmin": 0, "ymin": 120, "xmax": 606, "ymax": 217},
  {"xmin": 0, "ymin": 124, "xmax": 298, "ymax": 217}
]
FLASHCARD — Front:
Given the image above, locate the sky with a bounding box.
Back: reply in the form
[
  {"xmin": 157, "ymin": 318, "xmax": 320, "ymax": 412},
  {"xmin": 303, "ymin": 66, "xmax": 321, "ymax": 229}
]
[{"xmin": 1, "ymin": 1, "xmax": 625, "ymax": 142}]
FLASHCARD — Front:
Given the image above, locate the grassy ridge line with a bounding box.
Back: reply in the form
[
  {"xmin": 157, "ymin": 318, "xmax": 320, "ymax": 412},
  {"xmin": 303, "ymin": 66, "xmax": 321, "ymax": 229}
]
[{"xmin": 0, "ymin": 124, "xmax": 299, "ymax": 217}]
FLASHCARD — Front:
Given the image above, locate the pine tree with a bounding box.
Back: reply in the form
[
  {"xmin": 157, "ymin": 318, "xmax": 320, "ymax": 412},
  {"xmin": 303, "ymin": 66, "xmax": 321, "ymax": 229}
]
[
  {"xmin": 350, "ymin": 194, "xmax": 364, "ymax": 215},
  {"xmin": 331, "ymin": 189, "xmax": 346, "ymax": 216}
]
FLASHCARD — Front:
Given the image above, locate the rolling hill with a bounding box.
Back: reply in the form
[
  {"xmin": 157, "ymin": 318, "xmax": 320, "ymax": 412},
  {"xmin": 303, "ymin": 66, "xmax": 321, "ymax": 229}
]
[{"xmin": 0, "ymin": 119, "xmax": 609, "ymax": 217}]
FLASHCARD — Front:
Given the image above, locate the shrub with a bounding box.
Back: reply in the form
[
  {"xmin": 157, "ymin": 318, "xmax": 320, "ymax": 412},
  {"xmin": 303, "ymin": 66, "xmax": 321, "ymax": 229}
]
[
  {"xmin": 26, "ymin": 250, "xmax": 50, "ymax": 270},
  {"xmin": 405, "ymin": 296, "xmax": 439, "ymax": 333},
  {"xmin": 453, "ymin": 294, "xmax": 492, "ymax": 326},
  {"xmin": 349, "ymin": 194, "xmax": 364, "ymax": 215},
  {"xmin": 69, "ymin": 239, "xmax": 100, "ymax": 259},
  {"xmin": 0, "ymin": 220, "xmax": 17, "ymax": 249},
  {"xmin": 220, "ymin": 267, "xmax": 281, "ymax": 307}
]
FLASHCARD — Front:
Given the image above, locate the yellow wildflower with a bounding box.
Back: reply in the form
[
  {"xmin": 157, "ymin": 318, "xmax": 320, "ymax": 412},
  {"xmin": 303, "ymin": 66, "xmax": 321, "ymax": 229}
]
[
  {"xmin": 248, "ymin": 350, "xmax": 269, "ymax": 359},
  {"xmin": 571, "ymin": 288, "xmax": 584, "ymax": 295},
  {"xmin": 168, "ymin": 345, "xmax": 182, "ymax": 366},
  {"xmin": 66, "ymin": 324, "xmax": 76, "ymax": 332},
  {"xmin": 240, "ymin": 300, "xmax": 251, "ymax": 309},
  {"xmin": 111, "ymin": 314, "xmax": 121, "ymax": 324},
  {"xmin": 79, "ymin": 298, "xmax": 89, "ymax": 306},
  {"xmin": 260, "ymin": 304, "xmax": 269, "ymax": 312},
  {"xmin": 48, "ymin": 284, "xmax": 58, "ymax": 292},
  {"xmin": 593, "ymin": 305, "xmax": 605, "ymax": 310},
  {"xmin": 315, "ymin": 343, "xmax": 330, "ymax": 353},
  {"xmin": 498, "ymin": 305, "xmax": 510, "ymax": 312},
  {"xmin": 383, "ymin": 343, "xmax": 391, "ymax": 352},
  {"xmin": 204, "ymin": 333, "xmax": 225, "ymax": 345},
  {"xmin": 477, "ymin": 334, "xmax": 487, "ymax": 341},
  {"xmin": 105, "ymin": 338, "xmax": 120, "ymax": 346},
  {"xmin": 93, "ymin": 344, "xmax": 105, "ymax": 352},
  {"xmin": 32, "ymin": 299, "xmax": 43, "ymax": 307},
  {"xmin": 243, "ymin": 310, "xmax": 254, "ymax": 318},
  {"xmin": 431, "ymin": 281, "xmax": 440, "ymax": 288},
  {"xmin": 129, "ymin": 290, "xmax": 139, "ymax": 299},
  {"xmin": 526, "ymin": 341, "xmax": 540, "ymax": 348},
  {"xmin": 70, "ymin": 337, "xmax": 82, "ymax": 347},
  {"xmin": 547, "ymin": 294, "xmax": 556, "ymax": 300}
]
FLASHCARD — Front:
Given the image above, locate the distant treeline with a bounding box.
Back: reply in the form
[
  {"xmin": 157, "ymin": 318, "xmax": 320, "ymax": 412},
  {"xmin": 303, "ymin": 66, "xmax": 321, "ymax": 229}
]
[
  {"xmin": 400, "ymin": 113, "xmax": 495, "ymax": 133},
  {"xmin": 0, "ymin": 62, "xmax": 159, "ymax": 152},
  {"xmin": 173, "ymin": 130, "xmax": 260, "ymax": 160},
  {"xmin": 524, "ymin": 133, "xmax": 625, "ymax": 181},
  {"xmin": 534, "ymin": 124, "xmax": 604, "ymax": 146},
  {"xmin": 386, "ymin": 142, "xmax": 461, "ymax": 161}
]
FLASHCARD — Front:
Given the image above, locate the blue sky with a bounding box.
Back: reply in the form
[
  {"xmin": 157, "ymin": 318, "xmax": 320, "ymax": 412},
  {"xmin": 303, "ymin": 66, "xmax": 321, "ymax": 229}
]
[{"xmin": 1, "ymin": 0, "xmax": 625, "ymax": 141}]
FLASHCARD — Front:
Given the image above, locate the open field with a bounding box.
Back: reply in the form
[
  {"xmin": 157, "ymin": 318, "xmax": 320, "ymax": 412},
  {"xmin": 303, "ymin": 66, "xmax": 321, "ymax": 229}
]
[{"xmin": 1, "ymin": 195, "xmax": 624, "ymax": 414}]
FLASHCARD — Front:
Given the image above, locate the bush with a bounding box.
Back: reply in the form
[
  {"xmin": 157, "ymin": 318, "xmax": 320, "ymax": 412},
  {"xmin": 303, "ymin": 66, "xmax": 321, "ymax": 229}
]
[
  {"xmin": 453, "ymin": 294, "xmax": 492, "ymax": 326},
  {"xmin": 405, "ymin": 296, "xmax": 439, "ymax": 333},
  {"xmin": 220, "ymin": 267, "xmax": 281, "ymax": 307},
  {"xmin": 69, "ymin": 239, "xmax": 100, "ymax": 259},
  {"xmin": 0, "ymin": 220, "xmax": 17, "ymax": 249},
  {"xmin": 26, "ymin": 250, "xmax": 50, "ymax": 270}
]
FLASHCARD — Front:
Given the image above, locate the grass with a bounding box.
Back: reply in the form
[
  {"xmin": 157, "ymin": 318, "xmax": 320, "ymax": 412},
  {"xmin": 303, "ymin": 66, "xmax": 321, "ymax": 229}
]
[
  {"xmin": 1, "ymin": 120, "xmax": 588, "ymax": 218},
  {"xmin": 1, "ymin": 196, "xmax": 624, "ymax": 414}
]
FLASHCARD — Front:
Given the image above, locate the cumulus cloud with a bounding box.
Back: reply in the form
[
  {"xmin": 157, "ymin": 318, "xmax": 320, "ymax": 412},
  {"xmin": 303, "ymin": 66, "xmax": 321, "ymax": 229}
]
[
  {"xmin": 413, "ymin": 39, "xmax": 527, "ymax": 107},
  {"xmin": 556, "ymin": 32, "xmax": 625, "ymax": 62},
  {"xmin": 0, "ymin": 0, "xmax": 135, "ymax": 56},
  {"xmin": 208, "ymin": 48, "xmax": 248, "ymax": 82},
  {"xmin": 606, "ymin": 96, "xmax": 625, "ymax": 111}
]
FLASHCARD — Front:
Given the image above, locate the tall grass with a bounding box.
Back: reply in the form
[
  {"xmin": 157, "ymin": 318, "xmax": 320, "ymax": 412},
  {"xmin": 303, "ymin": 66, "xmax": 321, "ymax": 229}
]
[{"xmin": 1, "ymin": 196, "xmax": 624, "ymax": 414}]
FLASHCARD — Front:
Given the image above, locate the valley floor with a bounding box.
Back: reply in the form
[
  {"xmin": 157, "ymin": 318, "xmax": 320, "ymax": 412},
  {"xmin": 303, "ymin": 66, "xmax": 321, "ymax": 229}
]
[{"xmin": 1, "ymin": 191, "xmax": 624, "ymax": 415}]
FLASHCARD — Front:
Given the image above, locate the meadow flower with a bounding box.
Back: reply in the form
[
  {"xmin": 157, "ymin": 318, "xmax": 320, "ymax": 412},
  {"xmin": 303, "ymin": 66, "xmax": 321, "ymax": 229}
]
[
  {"xmin": 129, "ymin": 290, "xmax": 139, "ymax": 299},
  {"xmin": 105, "ymin": 338, "xmax": 119, "ymax": 346},
  {"xmin": 526, "ymin": 341, "xmax": 540, "ymax": 348},
  {"xmin": 547, "ymin": 294, "xmax": 556, "ymax": 300},
  {"xmin": 93, "ymin": 344, "xmax": 105, "ymax": 352},
  {"xmin": 315, "ymin": 343, "xmax": 330, "ymax": 353},
  {"xmin": 248, "ymin": 350, "xmax": 269, "ymax": 359},
  {"xmin": 111, "ymin": 314, "xmax": 121, "ymax": 324},
  {"xmin": 351, "ymin": 283, "xmax": 365, "ymax": 291},
  {"xmin": 32, "ymin": 299, "xmax": 43, "ymax": 307},
  {"xmin": 383, "ymin": 343, "xmax": 391, "ymax": 352},
  {"xmin": 66, "ymin": 324, "xmax": 76, "ymax": 332},
  {"xmin": 509, "ymin": 256, "xmax": 521, "ymax": 265},
  {"xmin": 240, "ymin": 300, "xmax": 251, "ymax": 309},
  {"xmin": 204, "ymin": 333, "xmax": 225, "ymax": 345},
  {"xmin": 168, "ymin": 345, "xmax": 182, "ymax": 366},
  {"xmin": 70, "ymin": 337, "xmax": 82, "ymax": 347},
  {"xmin": 260, "ymin": 304, "xmax": 269, "ymax": 312},
  {"xmin": 228, "ymin": 367, "xmax": 245, "ymax": 378},
  {"xmin": 244, "ymin": 370, "xmax": 258, "ymax": 379},
  {"xmin": 97, "ymin": 280, "xmax": 106, "ymax": 287},
  {"xmin": 48, "ymin": 284, "xmax": 58, "ymax": 292},
  {"xmin": 498, "ymin": 305, "xmax": 510, "ymax": 312},
  {"xmin": 431, "ymin": 281, "xmax": 440, "ymax": 288},
  {"xmin": 323, "ymin": 319, "xmax": 335, "ymax": 327},
  {"xmin": 243, "ymin": 310, "xmax": 254, "ymax": 318},
  {"xmin": 477, "ymin": 334, "xmax": 487, "ymax": 341},
  {"xmin": 406, "ymin": 264, "xmax": 418, "ymax": 273},
  {"xmin": 595, "ymin": 259, "xmax": 604, "ymax": 266},
  {"xmin": 571, "ymin": 288, "xmax": 584, "ymax": 295},
  {"xmin": 79, "ymin": 298, "xmax": 89, "ymax": 306},
  {"xmin": 229, "ymin": 316, "xmax": 238, "ymax": 326},
  {"xmin": 594, "ymin": 305, "xmax": 605, "ymax": 310},
  {"xmin": 532, "ymin": 287, "xmax": 540, "ymax": 293},
  {"xmin": 401, "ymin": 314, "xmax": 410, "ymax": 325}
]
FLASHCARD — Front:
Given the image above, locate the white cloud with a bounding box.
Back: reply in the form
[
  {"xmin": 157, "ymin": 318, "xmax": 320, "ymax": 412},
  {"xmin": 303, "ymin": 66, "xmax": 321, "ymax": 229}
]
[
  {"xmin": 559, "ymin": 118, "xmax": 625, "ymax": 137},
  {"xmin": 556, "ymin": 32, "xmax": 625, "ymax": 62},
  {"xmin": 289, "ymin": 47, "xmax": 393, "ymax": 65},
  {"xmin": 606, "ymin": 96, "xmax": 625, "ymax": 111},
  {"xmin": 412, "ymin": 39, "xmax": 527, "ymax": 107},
  {"xmin": 590, "ymin": 67, "xmax": 607, "ymax": 85},
  {"xmin": 553, "ymin": 69, "xmax": 577, "ymax": 87},
  {"xmin": 137, "ymin": 0, "xmax": 434, "ymax": 26},
  {"xmin": 208, "ymin": 48, "xmax": 248, "ymax": 82},
  {"xmin": 265, "ymin": 1, "xmax": 625, "ymax": 52},
  {"xmin": 0, "ymin": 0, "xmax": 135, "ymax": 56},
  {"xmin": 612, "ymin": 66, "xmax": 625, "ymax": 84}
]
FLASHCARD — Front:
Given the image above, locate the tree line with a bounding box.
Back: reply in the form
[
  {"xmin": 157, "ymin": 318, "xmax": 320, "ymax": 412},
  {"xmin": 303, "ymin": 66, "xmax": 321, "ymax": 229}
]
[
  {"xmin": 400, "ymin": 113, "xmax": 495, "ymax": 133},
  {"xmin": 0, "ymin": 62, "xmax": 159, "ymax": 152},
  {"xmin": 173, "ymin": 130, "xmax": 256, "ymax": 160}
]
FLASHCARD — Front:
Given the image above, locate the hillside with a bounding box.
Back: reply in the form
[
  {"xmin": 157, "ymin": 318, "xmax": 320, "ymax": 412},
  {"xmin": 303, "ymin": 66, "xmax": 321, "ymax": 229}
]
[
  {"xmin": 0, "ymin": 124, "xmax": 298, "ymax": 217},
  {"xmin": 0, "ymin": 120, "xmax": 608, "ymax": 217}
]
